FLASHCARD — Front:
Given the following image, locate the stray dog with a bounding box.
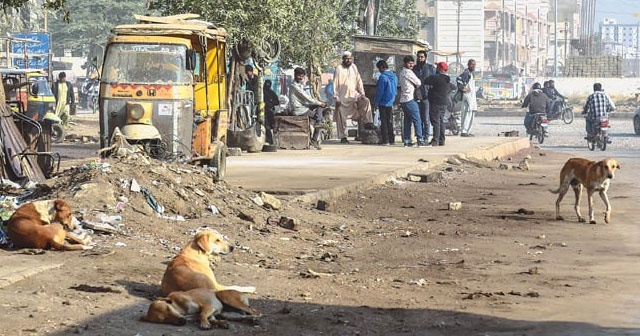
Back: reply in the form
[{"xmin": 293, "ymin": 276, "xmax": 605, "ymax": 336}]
[
  {"xmin": 5, "ymin": 200, "xmax": 92, "ymax": 251},
  {"xmin": 160, "ymin": 229, "xmax": 256, "ymax": 296},
  {"xmin": 550, "ymin": 158, "xmax": 620, "ymax": 224},
  {"xmin": 140, "ymin": 288, "xmax": 261, "ymax": 329}
]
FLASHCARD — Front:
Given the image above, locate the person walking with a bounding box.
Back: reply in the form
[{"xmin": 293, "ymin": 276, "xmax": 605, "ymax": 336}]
[
  {"xmin": 373, "ymin": 60, "xmax": 398, "ymax": 146},
  {"xmin": 332, "ymin": 51, "xmax": 373, "ymax": 144},
  {"xmin": 457, "ymin": 59, "xmax": 478, "ymax": 137},
  {"xmin": 413, "ymin": 50, "xmax": 436, "ymax": 143},
  {"xmin": 424, "ymin": 62, "xmax": 452, "ymax": 146},
  {"xmin": 263, "ymin": 79, "xmax": 280, "ymax": 145},
  {"xmin": 398, "ymin": 56, "xmax": 425, "ymax": 147},
  {"xmin": 52, "ymin": 72, "xmax": 74, "ymax": 126}
]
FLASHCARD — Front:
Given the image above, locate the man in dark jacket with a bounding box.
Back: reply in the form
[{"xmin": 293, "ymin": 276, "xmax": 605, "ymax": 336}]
[
  {"xmin": 263, "ymin": 79, "xmax": 280, "ymax": 145},
  {"xmin": 522, "ymin": 82, "xmax": 549, "ymax": 133},
  {"xmin": 423, "ymin": 62, "xmax": 451, "ymax": 146},
  {"xmin": 413, "ymin": 50, "xmax": 436, "ymax": 143}
]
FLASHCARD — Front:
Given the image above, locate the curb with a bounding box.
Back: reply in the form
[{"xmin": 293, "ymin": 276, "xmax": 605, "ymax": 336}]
[{"xmin": 292, "ymin": 138, "xmax": 531, "ymax": 205}]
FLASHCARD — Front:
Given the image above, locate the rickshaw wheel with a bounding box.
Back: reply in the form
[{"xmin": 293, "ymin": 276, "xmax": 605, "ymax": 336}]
[
  {"xmin": 211, "ymin": 142, "xmax": 227, "ymax": 182},
  {"xmin": 51, "ymin": 124, "xmax": 65, "ymax": 143}
]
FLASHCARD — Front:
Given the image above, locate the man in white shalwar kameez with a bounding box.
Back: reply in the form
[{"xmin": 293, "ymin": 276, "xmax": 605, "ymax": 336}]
[{"xmin": 333, "ymin": 51, "xmax": 373, "ymax": 143}]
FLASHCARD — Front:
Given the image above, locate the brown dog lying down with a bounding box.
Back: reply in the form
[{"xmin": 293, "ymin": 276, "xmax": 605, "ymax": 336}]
[
  {"xmin": 141, "ymin": 288, "xmax": 261, "ymax": 329},
  {"xmin": 550, "ymin": 157, "xmax": 620, "ymax": 224},
  {"xmin": 5, "ymin": 199, "xmax": 92, "ymax": 251},
  {"xmin": 161, "ymin": 229, "xmax": 255, "ymax": 296}
]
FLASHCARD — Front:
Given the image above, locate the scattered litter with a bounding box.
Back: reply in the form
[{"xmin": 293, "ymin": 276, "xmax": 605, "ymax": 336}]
[
  {"xmin": 115, "ymin": 242, "xmax": 127, "ymax": 247},
  {"xmin": 448, "ymin": 202, "xmax": 462, "ymax": 211},
  {"xmin": 408, "ymin": 278, "xmax": 428, "ymax": 286},
  {"xmin": 140, "ymin": 187, "xmax": 165, "ymax": 214},
  {"xmin": 209, "ymin": 205, "xmax": 220, "ymax": 214},
  {"xmin": 130, "ymin": 178, "xmax": 141, "ymax": 192}
]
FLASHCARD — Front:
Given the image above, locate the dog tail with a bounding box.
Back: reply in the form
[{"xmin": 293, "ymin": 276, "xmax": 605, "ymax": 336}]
[{"xmin": 223, "ymin": 285, "xmax": 256, "ymax": 294}]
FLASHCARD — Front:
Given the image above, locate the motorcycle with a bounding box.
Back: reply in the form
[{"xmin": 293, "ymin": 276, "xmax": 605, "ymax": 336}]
[
  {"xmin": 528, "ymin": 113, "xmax": 548, "ymax": 144},
  {"xmin": 79, "ymin": 78, "xmax": 99, "ymax": 113},
  {"xmin": 444, "ymin": 108, "xmax": 461, "ymax": 135},
  {"xmin": 548, "ymin": 98, "xmax": 574, "ymax": 124},
  {"xmin": 587, "ymin": 117, "xmax": 610, "ymax": 151}
]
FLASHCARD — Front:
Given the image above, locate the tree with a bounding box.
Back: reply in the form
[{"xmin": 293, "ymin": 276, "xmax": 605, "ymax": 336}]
[{"xmin": 47, "ymin": 0, "xmax": 153, "ymax": 56}]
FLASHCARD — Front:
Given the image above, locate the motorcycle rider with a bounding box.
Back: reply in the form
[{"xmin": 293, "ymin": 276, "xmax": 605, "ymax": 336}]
[
  {"xmin": 543, "ymin": 79, "xmax": 565, "ymax": 119},
  {"xmin": 522, "ymin": 82, "xmax": 549, "ymax": 134},
  {"xmin": 582, "ymin": 83, "xmax": 615, "ymax": 141}
]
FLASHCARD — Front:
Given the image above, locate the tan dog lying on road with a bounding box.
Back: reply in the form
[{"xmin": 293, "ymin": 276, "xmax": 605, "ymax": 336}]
[
  {"xmin": 140, "ymin": 288, "xmax": 261, "ymax": 329},
  {"xmin": 160, "ymin": 229, "xmax": 256, "ymax": 296},
  {"xmin": 550, "ymin": 157, "xmax": 620, "ymax": 224},
  {"xmin": 5, "ymin": 200, "xmax": 92, "ymax": 251}
]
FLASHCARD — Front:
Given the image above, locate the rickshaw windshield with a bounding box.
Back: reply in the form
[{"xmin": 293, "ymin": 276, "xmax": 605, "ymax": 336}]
[
  {"xmin": 102, "ymin": 43, "xmax": 190, "ymax": 84},
  {"xmin": 30, "ymin": 76, "xmax": 53, "ymax": 96}
]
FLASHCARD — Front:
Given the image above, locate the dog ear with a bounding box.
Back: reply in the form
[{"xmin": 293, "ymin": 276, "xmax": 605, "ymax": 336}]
[
  {"xmin": 54, "ymin": 199, "xmax": 64, "ymax": 211},
  {"xmin": 195, "ymin": 232, "xmax": 211, "ymax": 254}
]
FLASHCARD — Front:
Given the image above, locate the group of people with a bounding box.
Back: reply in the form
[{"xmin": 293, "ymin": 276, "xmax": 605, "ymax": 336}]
[
  {"xmin": 263, "ymin": 50, "xmax": 479, "ymax": 149},
  {"xmin": 522, "ymin": 80, "xmax": 615, "ymax": 139},
  {"xmin": 375, "ymin": 53, "xmax": 478, "ymax": 147}
]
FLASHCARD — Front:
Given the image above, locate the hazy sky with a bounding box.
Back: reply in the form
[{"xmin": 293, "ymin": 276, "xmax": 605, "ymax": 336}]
[{"xmin": 595, "ymin": 0, "xmax": 640, "ymax": 25}]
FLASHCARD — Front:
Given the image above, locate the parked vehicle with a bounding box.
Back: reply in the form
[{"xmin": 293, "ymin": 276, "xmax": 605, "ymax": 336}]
[
  {"xmin": 99, "ymin": 14, "xmax": 230, "ymax": 180},
  {"xmin": 587, "ymin": 116, "xmax": 610, "ymax": 151},
  {"xmin": 1, "ymin": 69, "xmax": 64, "ymax": 142},
  {"xmin": 634, "ymin": 105, "xmax": 640, "ymax": 135},
  {"xmin": 528, "ymin": 113, "xmax": 548, "ymax": 144}
]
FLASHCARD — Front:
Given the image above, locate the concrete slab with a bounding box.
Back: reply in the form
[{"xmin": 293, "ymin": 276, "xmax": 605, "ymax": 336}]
[
  {"xmin": 0, "ymin": 253, "xmax": 63, "ymax": 289},
  {"xmin": 225, "ymin": 135, "xmax": 530, "ymax": 203}
]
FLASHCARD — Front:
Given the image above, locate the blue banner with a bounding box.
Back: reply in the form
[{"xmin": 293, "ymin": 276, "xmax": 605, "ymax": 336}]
[{"xmin": 10, "ymin": 32, "xmax": 51, "ymax": 69}]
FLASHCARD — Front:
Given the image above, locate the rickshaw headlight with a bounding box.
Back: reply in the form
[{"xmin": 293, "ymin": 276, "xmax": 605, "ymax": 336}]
[{"xmin": 129, "ymin": 104, "xmax": 145, "ymax": 120}]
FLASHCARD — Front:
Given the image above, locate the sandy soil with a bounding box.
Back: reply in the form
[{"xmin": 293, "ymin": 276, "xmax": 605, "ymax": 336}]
[{"xmin": 1, "ymin": 146, "xmax": 638, "ymax": 336}]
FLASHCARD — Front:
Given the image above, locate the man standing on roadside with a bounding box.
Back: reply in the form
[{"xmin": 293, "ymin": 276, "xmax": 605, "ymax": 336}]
[
  {"xmin": 374, "ymin": 59, "xmax": 398, "ymax": 146},
  {"xmin": 457, "ymin": 59, "xmax": 478, "ymax": 137},
  {"xmin": 333, "ymin": 51, "xmax": 374, "ymax": 144},
  {"xmin": 398, "ymin": 55, "xmax": 425, "ymax": 147},
  {"xmin": 424, "ymin": 62, "xmax": 452, "ymax": 146},
  {"xmin": 413, "ymin": 50, "xmax": 436, "ymax": 144},
  {"xmin": 52, "ymin": 72, "xmax": 74, "ymax": 126}
]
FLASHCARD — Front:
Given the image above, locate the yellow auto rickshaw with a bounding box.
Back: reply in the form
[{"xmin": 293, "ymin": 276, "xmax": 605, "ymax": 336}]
[
  {"xmin": 99, "ymin": 14, "xmax": 229, "ymax": 180},
  {"xmin": 1, "ymin": 68, "xmax": 65, "ymax": 142}
]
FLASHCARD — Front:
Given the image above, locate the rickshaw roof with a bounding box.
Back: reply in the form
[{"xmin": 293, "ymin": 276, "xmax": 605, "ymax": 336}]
[
  {"xmin": 0, "ymin": 68, "xmax": 45, "ymax": 76},
  {"xmin": 112, "ymin": 14, "xmax": 227, "ymax": 41},
  {"xmin": 352, "ymin": 35, "xmax": 432, "ymax": 53}
]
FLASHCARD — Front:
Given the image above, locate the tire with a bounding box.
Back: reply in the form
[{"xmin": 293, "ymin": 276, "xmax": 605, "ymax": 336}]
[
  {"xmin": 634, "ymin": 115, "xmax": 640, "ymax": 135},
  {"xmin": 587, "ymin": 139, "xmax": 595, "ymax": 151},
  {"xmin": 262, "ymin": 144, "xmax": 278, "ymax": 152},
  {"xmin": 562, "ymin": 107, "xmax": 574, "ymax": 124},
  {"xmin": 536, "ymin": 130, "xmax": 545, "ymax": 144},
  {"xmin": 451, "ymin": 123, "xmax": 460, "ymax": 136},
  {"xmin": 529, "ymin": 133, "xmax": 534, "ymax": 141},
  {"xmin": 51, "ymin": 124, "xmax": 65, "ymax": 143},
  {"xmin": 600, "ymin": 136, "xmax": 607, "ymax": 151},
  {"xmin": 210, "ymin": 142, "xmax": 227, "ymax": 182}
]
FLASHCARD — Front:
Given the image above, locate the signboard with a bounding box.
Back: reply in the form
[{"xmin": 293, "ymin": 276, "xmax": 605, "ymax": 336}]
[{"xmin": 10, "ymin": 32, "xmax": 51, "ymax": 70}]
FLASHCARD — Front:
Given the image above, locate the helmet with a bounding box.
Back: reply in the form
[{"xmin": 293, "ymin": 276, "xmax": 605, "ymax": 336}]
[{"xmin": 532, "ymin": 82, "xmax": 541, "ymax": 90}]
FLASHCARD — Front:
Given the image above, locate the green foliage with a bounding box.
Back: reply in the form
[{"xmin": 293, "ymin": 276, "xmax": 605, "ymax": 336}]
[
  {"xmin": 47, "ymin": 0, "xmax": 154, "ymax": 56},
  {"xmin": 149, "ymin": 0, "xmax": 422, "ymax": 68},
  {"xmin": 376, "ymin": 0, "xmax": 422, "ymax": 38}
]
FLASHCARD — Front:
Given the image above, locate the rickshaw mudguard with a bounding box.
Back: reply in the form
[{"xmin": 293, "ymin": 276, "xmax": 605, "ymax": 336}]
[{"xmin": 121, "ymin": 124, "xmax": 162, "ymax": 141}]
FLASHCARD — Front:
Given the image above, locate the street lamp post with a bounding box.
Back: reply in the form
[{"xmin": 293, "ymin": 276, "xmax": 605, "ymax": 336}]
[
  {"xmin": 553, "ymin": 0, "xmax": 558, "ymax": 76},
  {"xmin": 456, "ymin": 0, "xmax": 462, "ymax": 67}
]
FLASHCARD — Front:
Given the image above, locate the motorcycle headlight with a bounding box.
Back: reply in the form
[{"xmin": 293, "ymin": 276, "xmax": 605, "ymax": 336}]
[{"xmin": 129, "ymin": 104, "xmax": 145, "ymax": 120}]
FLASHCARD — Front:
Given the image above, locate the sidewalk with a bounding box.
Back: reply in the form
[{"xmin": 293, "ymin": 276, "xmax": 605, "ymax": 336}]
[{"xmin": 225, "ymin": 135, "xmax": 530, "ymax": 204}]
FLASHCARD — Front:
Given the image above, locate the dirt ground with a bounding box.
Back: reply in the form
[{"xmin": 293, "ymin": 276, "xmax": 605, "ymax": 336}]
[{"xmin": 1, "ymin": 145, "xmax": 639, "ymax": 336}]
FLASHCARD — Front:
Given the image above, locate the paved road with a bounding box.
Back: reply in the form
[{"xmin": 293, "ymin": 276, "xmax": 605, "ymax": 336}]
[{"xmin": 472, "ymin": 114, "xmax": 640, "ymax": 155}]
